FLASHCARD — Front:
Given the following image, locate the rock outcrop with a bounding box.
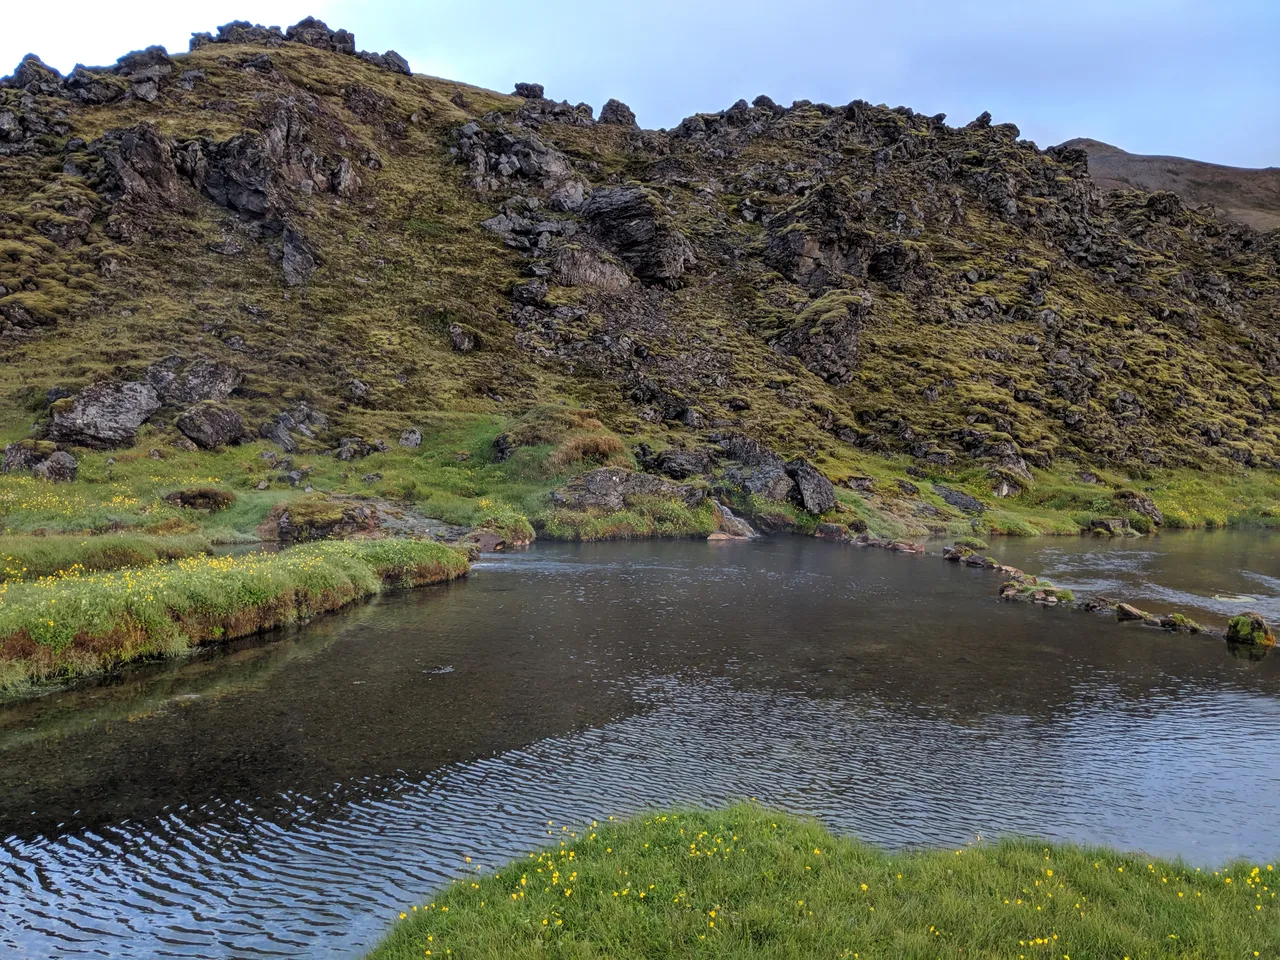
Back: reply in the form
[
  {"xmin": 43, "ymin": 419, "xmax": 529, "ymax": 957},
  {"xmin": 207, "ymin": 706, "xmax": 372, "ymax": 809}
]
[{"xmin": 176, "ymin": 401, "xmax": 244, "ymax": 449}]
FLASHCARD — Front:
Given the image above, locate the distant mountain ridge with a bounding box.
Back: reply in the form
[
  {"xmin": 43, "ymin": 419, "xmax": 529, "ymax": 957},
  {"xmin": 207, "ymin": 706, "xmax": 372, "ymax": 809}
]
[{"xmin": 1059, "ymin": 138, "xmax": 1280, "ymax": 232}]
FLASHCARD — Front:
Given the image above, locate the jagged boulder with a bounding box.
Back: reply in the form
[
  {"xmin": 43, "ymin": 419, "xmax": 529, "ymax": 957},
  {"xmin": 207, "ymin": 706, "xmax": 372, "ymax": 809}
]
[
  {"xmin": 47, "ymin": 381, "xmax": 161, "ymax": 449},
  {"xmin": 933, "ymin": 485, "xmax": 986, "ymax": 515},
  {"xmin": 336, "ymin": 436, "xmax": 387, "ymax": 461},
  {"xmin": 786, "ymin": 459, "xmax": 837, "ymax": 514},
  {"xmin": 399, "ymin": 428, "xmax": 422, "ymax": 448},
  {"xmin": 513, "ymin": 82, "xmax": 545, "ymax": 99},
  {"xmin": 581, "ymin": 187, "xmax": 695, "ymax": 285},
  {"xmin": 282, "ymin": 228, "xmax": 318, "ymax": 286},
  {"xmin": 285, "ymin": 18, "xmax": 356, "ymax": 54},
  {"xmin": 599, "ymin": 99, "xmax": 638, "ymax": 127},
  {"xmin": 260, "ymin": 405, "xmax": 329, "ymax": 452},
  {"xmin": 176, "ymin": 401, "xmax": 243, "ymax": 449},
  {"xmin": 551, "ymin": 467, "xmax": 705, "ymax": 512}
]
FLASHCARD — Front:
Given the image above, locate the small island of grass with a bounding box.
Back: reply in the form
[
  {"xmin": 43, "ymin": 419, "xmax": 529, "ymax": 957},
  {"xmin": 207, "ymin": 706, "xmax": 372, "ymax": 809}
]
[{"xmin": 368, "ymin": 805, "xmax": 1278, "ymax": 959}]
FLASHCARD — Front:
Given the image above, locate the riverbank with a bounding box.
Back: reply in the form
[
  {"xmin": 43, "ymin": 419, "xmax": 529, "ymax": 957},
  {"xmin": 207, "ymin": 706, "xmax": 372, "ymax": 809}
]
[
  {"xmin": 0, "ymin": 538, "xmax": 469, "ymax": 698},
  {"xmin": 367, "ymin": 804, "xmax": 1277, "ymax": 959}
]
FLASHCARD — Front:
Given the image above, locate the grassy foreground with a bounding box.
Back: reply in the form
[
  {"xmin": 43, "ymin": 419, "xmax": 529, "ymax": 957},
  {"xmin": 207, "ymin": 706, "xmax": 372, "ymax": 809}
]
[
  {"xmin": 0, "ymin": 538, "xmax": 468, "ymax": 697},
  {"xmin": 369, "ymin": 805, "xmax": 1278, "ymax": 960}
]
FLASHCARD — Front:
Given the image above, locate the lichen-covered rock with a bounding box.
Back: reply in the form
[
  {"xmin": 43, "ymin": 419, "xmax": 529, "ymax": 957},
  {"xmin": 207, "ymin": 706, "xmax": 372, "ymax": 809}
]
[
  {"xmin": 1225, "ymin": 612, "xmax": 1275, "ymax": 646},
  {"xmin": 176, "ymin": 401, "xmax": 243, "ymax": 449},
  {"xmin": 147, "ymin": 356, "xmax": 242, "ymax": 405},
  {"xmin": 399, "ymin": 428, "xmax": 422, "ymax": 448},
  {"xmin": 448, "ymin": 322, "xmax": 482, "ymax": 352},
  {"xmin": 32, "ymin": 451, "xmax": 78, "ymax": 482},
  {"xmin": 551, "ymin": 467, "xmax": 705, "ymax": 513},
  {"xmin": 1115, "ymin": 491, "xmax": 1164, "ymax": 527},
  {"xmin": 47, "ymin": 381, "xmax": 161, "ymax": 449},
  {"xmin": 933, "ymin": 485, "xmax": 986, "ymax": 515},
  {"xmin": 335, "ymin": 436, "xmax": 387, "ymax": 461},
  {"xmin": 2, "ymin": 439, "xmax": 56, "ymax": 473},
  {"xmin": 770, "ymin": 291, "xmax": 870, "ymax": 385},
  {"xmin": 1090, "ymin": 517, "xmax": 1130, "ymax": 536}
]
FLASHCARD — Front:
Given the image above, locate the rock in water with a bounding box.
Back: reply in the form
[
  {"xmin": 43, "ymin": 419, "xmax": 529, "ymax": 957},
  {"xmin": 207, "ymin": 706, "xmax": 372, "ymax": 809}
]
[
  {"xmin": 176, "ymin": 401, "xmax": 244, "ymax": 449},
  {"xmin": 47, "ymin": 381, "xmax": 161, "ymax": 449},
  {"xmin": 1225, "ymin": 612, "xmax": 1276, "ymax": 646}
]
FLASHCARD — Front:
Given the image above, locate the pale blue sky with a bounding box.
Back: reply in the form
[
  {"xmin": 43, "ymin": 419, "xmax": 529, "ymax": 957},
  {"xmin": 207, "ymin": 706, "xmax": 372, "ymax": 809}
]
[{"xmin": 4, "ymin": 0, "xmax": 1277, "ymax": 167}]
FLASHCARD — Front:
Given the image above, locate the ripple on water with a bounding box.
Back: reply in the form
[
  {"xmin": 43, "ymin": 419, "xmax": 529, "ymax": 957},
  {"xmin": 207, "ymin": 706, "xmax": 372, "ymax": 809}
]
[{"xmin": 2, "ymin": 678, "xmax": 1279, "ymax": 959}]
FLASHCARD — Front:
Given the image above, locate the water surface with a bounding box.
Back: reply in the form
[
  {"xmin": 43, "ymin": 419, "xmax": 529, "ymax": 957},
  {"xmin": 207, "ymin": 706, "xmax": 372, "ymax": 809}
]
[{"xmin": 1, "ymin": 535, "xmax": 1278, "ymax": 958}]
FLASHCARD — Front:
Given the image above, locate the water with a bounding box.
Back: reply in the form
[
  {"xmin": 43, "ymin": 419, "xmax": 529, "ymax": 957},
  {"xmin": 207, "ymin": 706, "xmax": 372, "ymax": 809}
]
[{"xmin": 1, "ymin": 534, "xmax": 1278, "ymax": 958}]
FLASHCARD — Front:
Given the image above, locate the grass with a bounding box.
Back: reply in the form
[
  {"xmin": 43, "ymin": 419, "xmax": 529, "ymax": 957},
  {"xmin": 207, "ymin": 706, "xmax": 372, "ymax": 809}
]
[
  {"xmin": 0, "ymin": 531, "xmax": 211, "ymax": 580},
  {"xmin": 367, "ymin": 805, "xmax": 1279, "ymax": 960},
  {"xmin": 0, "ymin": 538, "xmax": 469, "ymax": 697}
]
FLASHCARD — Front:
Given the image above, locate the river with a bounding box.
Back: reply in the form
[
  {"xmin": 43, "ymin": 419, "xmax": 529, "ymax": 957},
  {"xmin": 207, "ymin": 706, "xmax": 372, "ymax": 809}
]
[{"xmin": 2, "ymin": 532, "xmax": 1278, "ymax": 957}]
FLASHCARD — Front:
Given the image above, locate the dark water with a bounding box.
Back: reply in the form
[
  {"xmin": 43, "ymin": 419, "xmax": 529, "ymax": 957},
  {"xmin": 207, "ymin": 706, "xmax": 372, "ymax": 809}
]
[{"xmin": 1, "ymin": 534, "xmax": 1279, "ymax": 958}]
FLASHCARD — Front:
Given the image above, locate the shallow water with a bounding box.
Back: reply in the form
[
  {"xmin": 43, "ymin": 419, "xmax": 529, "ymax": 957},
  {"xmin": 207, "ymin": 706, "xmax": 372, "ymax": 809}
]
[{"xmin": 1, "ymin": 534, "xmax": 1278, "ymax": 958}]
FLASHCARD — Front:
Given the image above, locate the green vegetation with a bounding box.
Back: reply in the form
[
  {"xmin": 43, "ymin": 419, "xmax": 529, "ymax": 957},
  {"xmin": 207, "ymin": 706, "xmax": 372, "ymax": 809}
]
[
  {"xmin": 0, "ymin": 538, "xmax": 468, "ymax": 698},
  {"xmin": 367, "ymin": 805, "xmax": 1279, "ymax": 960},
  {"xmin": 1225, "ymin": 613, "xmax": 1277, "ymax": 648},
  {"xmin": 0, "ymin": 531, "xmax": 211, "ymax": 580}
]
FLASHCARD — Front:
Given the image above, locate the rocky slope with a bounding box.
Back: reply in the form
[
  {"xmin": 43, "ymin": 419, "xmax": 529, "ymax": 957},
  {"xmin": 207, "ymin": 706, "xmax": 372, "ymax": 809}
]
[{"xmin": 2, "ymin": 17, "xmax": 1279, "ymax": 510}]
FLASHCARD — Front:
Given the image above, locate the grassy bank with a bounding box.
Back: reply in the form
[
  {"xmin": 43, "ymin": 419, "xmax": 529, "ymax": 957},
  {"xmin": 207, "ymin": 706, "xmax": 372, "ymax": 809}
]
[
  {"xmin": 0, "ymin": 538, "xmax": 469, "ymax": 697},
  {"xmin": 369, "ymin": 805, "xmax": 1277, "ymax": 960},
  {"xmin": 1, "ymin": 531, "xmax": 211, "ymax": 580}
]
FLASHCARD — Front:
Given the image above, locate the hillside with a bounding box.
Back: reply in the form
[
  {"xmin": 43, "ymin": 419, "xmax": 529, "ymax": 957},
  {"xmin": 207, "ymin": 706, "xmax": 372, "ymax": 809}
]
[
  {"xmin": 2, "ymin": 17, "xmax": 1280, "ymax": 539},
  {"xmin": 1060, "ymin": 137, "xmax": 1280, "ymax": 232}
]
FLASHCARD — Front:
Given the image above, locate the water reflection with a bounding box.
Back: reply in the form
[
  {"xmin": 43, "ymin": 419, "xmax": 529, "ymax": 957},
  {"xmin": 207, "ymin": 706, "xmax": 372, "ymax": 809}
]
[{"xmin": 1, "ymin": 537, "xmax": 1278, "ymax": 959}]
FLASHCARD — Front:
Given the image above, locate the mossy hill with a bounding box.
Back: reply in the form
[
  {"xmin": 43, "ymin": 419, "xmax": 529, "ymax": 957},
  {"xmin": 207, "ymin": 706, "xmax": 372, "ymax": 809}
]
[{"xmin": 3, "ymin": 17, "xmax": 1280, "ymax": 537}]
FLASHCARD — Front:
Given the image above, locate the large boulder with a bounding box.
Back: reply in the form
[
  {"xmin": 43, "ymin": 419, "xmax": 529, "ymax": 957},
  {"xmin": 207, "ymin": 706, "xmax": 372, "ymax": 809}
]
[
  {"xmin": 786, "ymin": 459, "xmax": 837, "ymax": 514},
  {"xmin": 176, "ymin": 401, "xmax": 243, "ymax": 449},
  {"xmin": 47, "ymin": 381, "xmax": 161, "ymax": 449},
  {"xmin": 1225, "ymin": 612, "xmax": 1275, "ymax": 647},
  {"xmin": 513, "ymin": 82, "xmax": 545, "ymax": 99},
  {"xmin": 551, "ymin": 467, "xmax": 705, "ymax": 513},
  {"xmin": 581, "ymin": 187, "xmax": 695, "ymax": 285}
]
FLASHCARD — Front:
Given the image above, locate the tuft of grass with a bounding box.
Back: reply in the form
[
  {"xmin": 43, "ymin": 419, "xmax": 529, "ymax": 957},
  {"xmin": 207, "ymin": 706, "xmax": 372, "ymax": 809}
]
[
  {"xmin": 367, "ymin": 804, "xmax": 1280, "ymax": 960},
  {"xmin": 0, "ymin": 538, "xmax": 469, "ymax": 696}
]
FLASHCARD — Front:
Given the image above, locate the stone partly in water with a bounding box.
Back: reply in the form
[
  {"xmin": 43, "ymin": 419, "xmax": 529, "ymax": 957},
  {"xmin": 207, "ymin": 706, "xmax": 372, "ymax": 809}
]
[
  {"xmin": 1116, "ymin": 602, "xmax": 1159, "ymax": 625},
  {"xmin": 714, "ymin": 502, "xmax": 756, "ymax": 539},
  {"xmin": 1224, "ymin": 612, "xmax": 1276, "ymax": 647}
]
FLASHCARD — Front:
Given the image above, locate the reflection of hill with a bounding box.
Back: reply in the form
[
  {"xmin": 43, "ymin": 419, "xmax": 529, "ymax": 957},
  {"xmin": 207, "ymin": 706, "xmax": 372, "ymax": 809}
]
[
  {"xmin": 1059, "ymin": 138, "xmax": 1280, "ymax": 231},
  {"xmin": 0, "ymin": 542, "xmax": 1276, "ymax": 839}
]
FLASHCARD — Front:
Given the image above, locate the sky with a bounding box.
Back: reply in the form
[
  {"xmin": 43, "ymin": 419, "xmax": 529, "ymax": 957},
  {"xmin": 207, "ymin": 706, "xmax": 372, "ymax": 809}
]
[{"xmin": 3, "ymin": 0, "xmax": 1277, "ymax": 168}]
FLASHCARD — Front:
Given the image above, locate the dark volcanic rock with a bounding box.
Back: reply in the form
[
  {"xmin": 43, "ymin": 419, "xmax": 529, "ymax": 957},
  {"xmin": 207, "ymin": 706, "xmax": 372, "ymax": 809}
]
[
  {"xmin": 336, "ymin": 436, "xmax": 386, "ymax": 461},
  {"xmin": 2, "ymin": 440, "xmax": 56, "ymax": 474},
  {"xmin": 599, "ymin": 99, "xmax": 638, "ymax": 127},
  {"xmin": 176, "ymin": 401, "xmax": 244, "ymax": 449},
  {"xmin": 282, "ymin": 228, "xmax": 318, "ymax": 286},
  {"xmin": 786, "ymin": 458, "xmax": 838, "ymax": 514},
  {"xmin": 551, "ymin": 467, "xmax": 705, "ymax": 512},
  {"xmin": 448, "ymin": 322, "xmax": 482, "ymax": 352},
  {"xmin": 513, "ymin": 82, "xmax": 545, "ymax": 100},
  {"xmin": 581, "ymin": 187, "xmax": 695, "ymax": 285},
  {"xmin": 47, "ymin": 381, "xmax": 161, "ymax": 449},
  {"xmin": 285, "ymin": 17, "xmax": 355, "ymax": 54}
]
